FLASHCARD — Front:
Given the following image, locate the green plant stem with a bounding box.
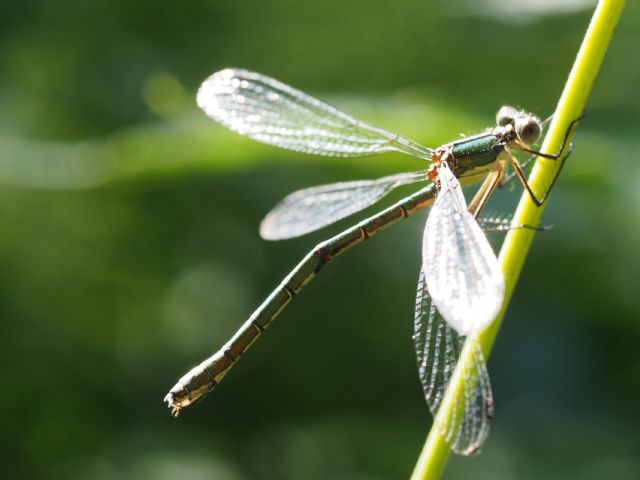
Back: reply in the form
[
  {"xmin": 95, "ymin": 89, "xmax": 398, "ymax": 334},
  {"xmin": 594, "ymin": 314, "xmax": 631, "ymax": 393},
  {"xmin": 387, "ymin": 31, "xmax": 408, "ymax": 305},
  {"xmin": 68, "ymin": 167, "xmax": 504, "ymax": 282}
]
[{"xmin": 410, "ymin": 1, "xmax": 625, "ymax": 478}]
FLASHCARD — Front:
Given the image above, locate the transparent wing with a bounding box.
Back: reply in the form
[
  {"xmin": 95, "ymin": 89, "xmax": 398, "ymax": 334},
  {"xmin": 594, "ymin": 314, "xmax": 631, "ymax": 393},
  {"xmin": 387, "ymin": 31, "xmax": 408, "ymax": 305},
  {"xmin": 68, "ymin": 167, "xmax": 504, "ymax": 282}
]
[
  {"xmin": 260, "ymin": 171, "xmax": 427, "ymax": 240},
  {"xmin": 414, "ymin": 267, "xmax": 493, "ymax": 455},
  {"xmin": 422, "ymin": 163, "xmax": 504, "ymax": 336},
  {"xmin": 197, "ymin": 68, "xmax": 432, "ymax": 160}
]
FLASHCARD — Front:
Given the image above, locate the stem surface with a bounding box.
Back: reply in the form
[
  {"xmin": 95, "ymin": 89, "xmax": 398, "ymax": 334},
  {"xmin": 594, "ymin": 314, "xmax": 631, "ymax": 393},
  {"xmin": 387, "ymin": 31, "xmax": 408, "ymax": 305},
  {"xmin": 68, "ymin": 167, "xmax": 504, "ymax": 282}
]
[{"xmin": 411, "ymin": 1, "xmax": 625, "ymax": 478}]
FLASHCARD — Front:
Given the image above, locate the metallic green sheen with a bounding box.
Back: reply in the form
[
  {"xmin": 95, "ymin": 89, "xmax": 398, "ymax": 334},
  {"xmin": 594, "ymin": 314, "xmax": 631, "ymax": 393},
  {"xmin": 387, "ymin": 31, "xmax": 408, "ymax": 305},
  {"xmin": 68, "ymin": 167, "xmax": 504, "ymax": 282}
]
[
  {"xmin": 164, "ymin": 183, "xmax": 437, "ymax": 415},
  {"xmin": 451, "ymin": 134, "xmax": 503, "ymax": 170}
]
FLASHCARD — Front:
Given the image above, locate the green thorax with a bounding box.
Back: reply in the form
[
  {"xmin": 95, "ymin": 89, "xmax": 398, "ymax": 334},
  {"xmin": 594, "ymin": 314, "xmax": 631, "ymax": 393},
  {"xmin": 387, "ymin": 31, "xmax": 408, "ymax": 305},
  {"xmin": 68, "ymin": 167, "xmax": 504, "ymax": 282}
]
[{"xmin": 450, "ymin": 133, "xmax": 504, "ymax": 171}]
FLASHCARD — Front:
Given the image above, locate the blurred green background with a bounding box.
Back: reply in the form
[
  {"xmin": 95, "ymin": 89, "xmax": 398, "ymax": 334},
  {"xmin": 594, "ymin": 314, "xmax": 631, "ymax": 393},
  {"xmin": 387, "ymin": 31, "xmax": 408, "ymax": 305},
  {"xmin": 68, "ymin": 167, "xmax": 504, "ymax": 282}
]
[{"xmin": 1, "ymin": 1, "xmax": 639, "ymax": 479}]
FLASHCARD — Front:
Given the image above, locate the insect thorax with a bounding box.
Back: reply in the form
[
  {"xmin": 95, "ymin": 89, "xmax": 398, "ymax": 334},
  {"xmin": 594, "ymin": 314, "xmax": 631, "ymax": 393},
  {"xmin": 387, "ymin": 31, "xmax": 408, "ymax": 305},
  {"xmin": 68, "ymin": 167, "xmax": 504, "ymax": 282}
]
[{"xmin": 429, "ymin": 126, "xmax": 516, "ymax": 182}]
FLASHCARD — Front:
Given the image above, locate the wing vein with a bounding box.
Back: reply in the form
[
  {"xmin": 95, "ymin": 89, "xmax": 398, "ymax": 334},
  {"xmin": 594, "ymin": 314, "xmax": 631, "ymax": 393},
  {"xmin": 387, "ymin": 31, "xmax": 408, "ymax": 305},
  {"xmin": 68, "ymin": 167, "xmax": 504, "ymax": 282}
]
[{"xmin": 198, "ymin": 68, "xmax": 433, "ymax": 159}]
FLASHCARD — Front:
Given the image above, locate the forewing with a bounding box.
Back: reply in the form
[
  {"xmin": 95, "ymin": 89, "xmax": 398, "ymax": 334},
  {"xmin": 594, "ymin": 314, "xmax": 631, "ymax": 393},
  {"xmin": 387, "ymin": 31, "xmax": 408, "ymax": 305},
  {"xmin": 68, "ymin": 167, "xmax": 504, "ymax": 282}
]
[
  {"xmin": 260, "ymin": 171, "xmax": 426, "ymax": 240},
  {"xmin": 197, "ymin": 69, "xmax": 432, "ymax": 159},
  {"xmin": 422, "ymin": 164, "xmax": 504, "ymax": 336},
  {"xmin": 414, "ymin": 267, "xmax": 493, "ymax": 455}
]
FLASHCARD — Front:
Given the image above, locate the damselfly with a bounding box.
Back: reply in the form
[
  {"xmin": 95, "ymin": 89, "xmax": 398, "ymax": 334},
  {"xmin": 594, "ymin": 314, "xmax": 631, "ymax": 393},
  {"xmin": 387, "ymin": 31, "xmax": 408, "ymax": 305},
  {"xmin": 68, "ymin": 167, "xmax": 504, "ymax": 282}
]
[{"xmin": 165, "ymin": 69, "xmax": 576, "ymax": 454}]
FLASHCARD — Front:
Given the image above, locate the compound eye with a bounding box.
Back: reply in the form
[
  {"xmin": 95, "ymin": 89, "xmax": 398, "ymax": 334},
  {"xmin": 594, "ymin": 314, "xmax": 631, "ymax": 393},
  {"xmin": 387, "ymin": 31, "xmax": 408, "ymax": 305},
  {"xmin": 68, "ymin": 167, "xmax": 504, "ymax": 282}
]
[
  {"xmin": 496, "ymin": 106, "xmax": 518, "ymax": 127},
  {"xmin": 515, "ymin": 116, "xmax": 542, "ymax": 145}
]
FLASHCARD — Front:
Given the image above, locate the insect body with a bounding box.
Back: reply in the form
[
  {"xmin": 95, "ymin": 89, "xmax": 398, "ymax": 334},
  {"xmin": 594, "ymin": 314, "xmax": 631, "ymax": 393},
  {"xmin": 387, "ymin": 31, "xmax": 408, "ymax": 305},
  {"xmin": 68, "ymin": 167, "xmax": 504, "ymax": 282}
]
[{"xmin": 165, "ymin": 69, "xmax": 574, "ymax": 454}]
